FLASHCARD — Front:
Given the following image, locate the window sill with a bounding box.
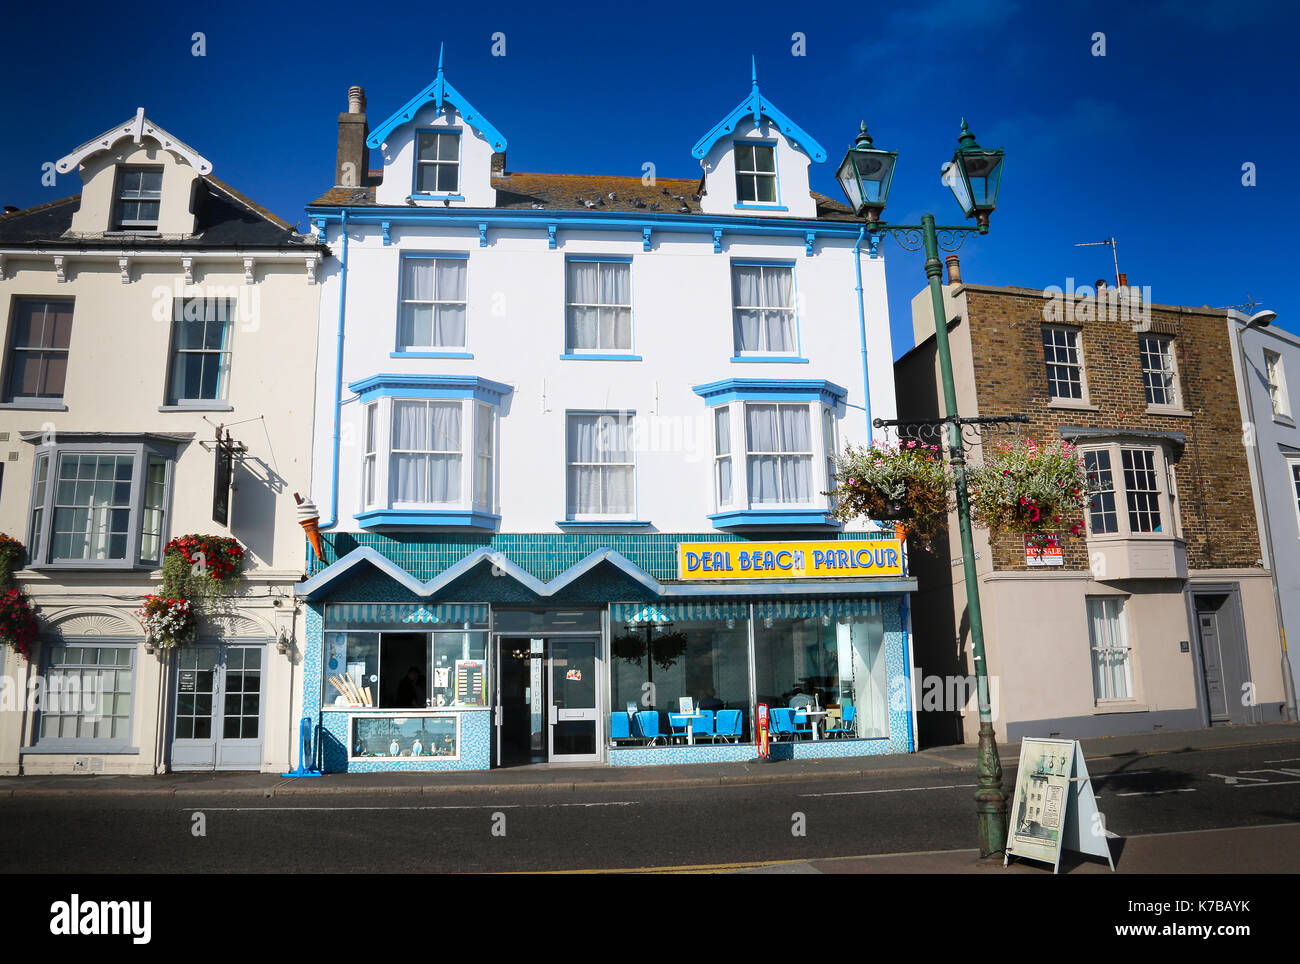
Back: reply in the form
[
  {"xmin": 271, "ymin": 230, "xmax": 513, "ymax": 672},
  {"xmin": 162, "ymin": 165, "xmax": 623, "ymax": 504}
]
[
  {"xmin": 733, "ymin": 203, "xmax": 789, "ymax": 212},
  {"xmin": 1145, "ymin": 406, "xmax": 1192, "ymax": 417},
  {"xmin": 729, "ymin": 355, "xmax": 809, "ymax": 364},
  {"xmin": 356, "ymin": 508, "xmax": 500, "ymax": 530},
  {"xmin": 558, "ymin": 353, "xmax": 642, "ymax": 362},
  {"xmin": 28, "ymin": 562, "xmax": 159, "ymax": 572},
  {"xmin": 556, "ymin": 519, "xmax": 652, "ymax": 528},
  {"xmin": 1047, "ymin": 399, "xmax": 1100, "ymax": 412},
  {"xmin": 1273, "ymin": 413, "xmax": 1296, "ymax": 427},
  {"xmin": 21, "ymin": 744, "xmax": 140, "ymax": 755},
  {"xmin": 390, "ymin": 351, "xmax": 474, "ymax": 359},
  {"xmin": 708, "ymin": 509, "xmax": 840, "ymax": 529},
  {"xmin": 1093, "ymin": 701, "xmax": 1148, "ymax": 714},
  {"xmin": 158, "ymin": 403, "xmax": 233, "ymax": 412},
  {"xmin": 409, "ymin": 194, "xmax": 466, "ymax": 202},
  {"xmin": 0, "ymin": 399, "xmax": 67, "ymax": 410}
]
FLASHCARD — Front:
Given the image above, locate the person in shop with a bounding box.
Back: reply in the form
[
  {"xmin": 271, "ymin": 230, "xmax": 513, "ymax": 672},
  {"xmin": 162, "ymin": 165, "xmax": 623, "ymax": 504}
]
[{"xmin": 397, "ymin": 666, "xmax": 426, "ymax": 708}]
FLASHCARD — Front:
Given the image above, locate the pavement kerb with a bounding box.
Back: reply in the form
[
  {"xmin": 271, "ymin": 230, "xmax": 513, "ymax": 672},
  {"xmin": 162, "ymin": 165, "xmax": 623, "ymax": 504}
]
[{"xmin": 4, "ymin": 727, "xmax": 1297, "ymax": 800}]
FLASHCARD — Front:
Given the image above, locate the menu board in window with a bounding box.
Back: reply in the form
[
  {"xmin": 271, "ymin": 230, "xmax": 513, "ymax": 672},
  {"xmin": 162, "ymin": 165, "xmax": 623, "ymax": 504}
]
[{"xmin": 455, "ymin": 660, "xmax": 486, "ymax": 706}]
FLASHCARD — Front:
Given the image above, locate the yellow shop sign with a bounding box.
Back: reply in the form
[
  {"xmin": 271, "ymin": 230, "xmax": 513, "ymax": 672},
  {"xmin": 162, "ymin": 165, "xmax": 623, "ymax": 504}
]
[{"xmin": 677, "ymin": 540, "xmax": 903, "ymax": 580}]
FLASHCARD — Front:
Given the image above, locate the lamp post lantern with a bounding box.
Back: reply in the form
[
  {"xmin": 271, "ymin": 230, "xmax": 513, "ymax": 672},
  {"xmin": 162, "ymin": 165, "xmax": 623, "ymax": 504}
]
[{"xmin": 840, "ymin": 119, "xmax": 1014, "ymax": 858}]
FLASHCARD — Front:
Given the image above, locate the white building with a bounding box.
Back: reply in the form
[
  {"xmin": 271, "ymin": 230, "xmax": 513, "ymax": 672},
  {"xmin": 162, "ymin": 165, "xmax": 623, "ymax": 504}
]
[
  {"xmin": 297, "ymin": 59, "xmax": 917, "ymax": 772},
  {"xmin": 0, "ymin": 109, "xmax": 322, "ymax": 774}
]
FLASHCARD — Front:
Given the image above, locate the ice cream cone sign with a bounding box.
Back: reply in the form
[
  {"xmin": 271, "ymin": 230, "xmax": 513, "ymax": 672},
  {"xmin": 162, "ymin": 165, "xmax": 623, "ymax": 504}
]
[
  {"xmin": 295, "ymin": 493, "xmax": 324, "ymax": 563},
  {"xmin": 894, "ymin": 522, "xmax": 907, "ymax": 541}
]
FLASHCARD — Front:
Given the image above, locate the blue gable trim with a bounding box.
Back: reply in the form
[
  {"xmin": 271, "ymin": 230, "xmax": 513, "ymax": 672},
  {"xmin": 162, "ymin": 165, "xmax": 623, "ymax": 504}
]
[
  {"xmin": 691, "ymin": 377, "xmax": 848, "ymax": 408},
  {"xmin": 348, "ymin": 373, "xmax": 513, "ymax": 405},
  {"xmin": 295, "ymin": 545, "xmax": 913, "ymax": 602},
  {"xmin": 691, "ymin": 65, "xmax": 826, "ymax": 163},
  {"xmin": 366, "ymin": 47, "xmax": 507, "ymax": 152}
]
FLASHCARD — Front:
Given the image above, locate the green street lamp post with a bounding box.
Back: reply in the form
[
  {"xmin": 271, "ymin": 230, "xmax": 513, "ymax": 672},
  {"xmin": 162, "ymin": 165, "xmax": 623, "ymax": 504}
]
[{"xmin": 839, "ymin": 119, "xmax": 1014, "ymax": 857}]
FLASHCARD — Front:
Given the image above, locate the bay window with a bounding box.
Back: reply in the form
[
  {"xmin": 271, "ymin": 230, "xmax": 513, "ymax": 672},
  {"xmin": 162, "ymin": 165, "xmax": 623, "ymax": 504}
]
[
  {"xmin": 24, "ymin": 437, "xmax": 177, "ymax": 568},
  {"xmin": 1082, "ymin": 443, "xmax": 1176, "ymax": 537},
  {"xmin": 696, "ymin": 379, "xmax": 845, "ymax": 528},
  {"xmin": 349, "ymin": 375, "xmax": 509, "ymax": 529}
]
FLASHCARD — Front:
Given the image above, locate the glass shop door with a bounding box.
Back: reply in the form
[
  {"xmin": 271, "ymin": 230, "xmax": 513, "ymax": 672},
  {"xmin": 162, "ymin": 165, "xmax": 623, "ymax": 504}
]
[{"xmin": 547, "ymin": 636, "xmax": 602, "ymax": 763}]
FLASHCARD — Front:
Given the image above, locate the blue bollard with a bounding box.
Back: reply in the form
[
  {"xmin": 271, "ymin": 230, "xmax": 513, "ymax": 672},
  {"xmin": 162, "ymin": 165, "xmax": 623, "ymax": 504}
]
[{"xmin": 281, "ymin": 716, "xmax": 324, "ymax": 777}]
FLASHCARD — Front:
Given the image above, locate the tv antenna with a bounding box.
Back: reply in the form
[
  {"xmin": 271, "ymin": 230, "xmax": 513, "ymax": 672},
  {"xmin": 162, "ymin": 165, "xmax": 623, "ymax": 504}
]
[
  {"xmin": 1222, "ymin": 293, "xmax": 1264, "ymax": 314},
  {"xmin": 1074, "ymin": 237, "xmax": 1120, "ymax": 287}
]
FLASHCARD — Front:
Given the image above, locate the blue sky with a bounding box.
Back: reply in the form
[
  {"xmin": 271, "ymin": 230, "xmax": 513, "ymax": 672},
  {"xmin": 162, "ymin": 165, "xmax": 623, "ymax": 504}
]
[{"xmin": 3, "ymin": 0, "xmax": 1297, "ymax": 359}]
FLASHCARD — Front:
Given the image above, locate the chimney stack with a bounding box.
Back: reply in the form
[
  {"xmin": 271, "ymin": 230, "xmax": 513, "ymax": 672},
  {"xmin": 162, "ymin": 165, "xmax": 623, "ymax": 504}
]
[
  {"xmin": 945, "ymin": 254, "xmax": 962, "ymax": 285},
  {"xmin": 336, "ymin": 85, "xmax": 369, "ymax": 189}
]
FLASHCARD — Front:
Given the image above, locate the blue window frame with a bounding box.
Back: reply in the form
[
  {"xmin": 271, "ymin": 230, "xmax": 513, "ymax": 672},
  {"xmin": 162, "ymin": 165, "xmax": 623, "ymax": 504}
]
[
  {"xmin": 397, "ymin": 253, "xmax": 469, "ymax": 352},
  {"xmin": 414, "ymin": 130, "xmax": 461, "ymax": 195},
  {"xmin": 731, "ymin": 261, "xmax": 799, "ymax": 357}
]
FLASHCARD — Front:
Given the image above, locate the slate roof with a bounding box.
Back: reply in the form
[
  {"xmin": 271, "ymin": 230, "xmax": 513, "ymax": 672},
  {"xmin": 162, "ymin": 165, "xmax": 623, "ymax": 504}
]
[
  {"xmin": 308, "ymin": 171, "xmax": 859, "ymax": 222},
  {"xmin": 0, "ymin": 176, "xmax": 319, "ymax": 249}
]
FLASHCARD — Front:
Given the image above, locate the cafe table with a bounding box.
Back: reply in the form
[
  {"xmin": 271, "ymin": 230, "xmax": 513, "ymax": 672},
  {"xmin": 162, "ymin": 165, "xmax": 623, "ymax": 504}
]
[{"xmin": 795, "ymin": 709, "xmax": 827, "ymax": 741}]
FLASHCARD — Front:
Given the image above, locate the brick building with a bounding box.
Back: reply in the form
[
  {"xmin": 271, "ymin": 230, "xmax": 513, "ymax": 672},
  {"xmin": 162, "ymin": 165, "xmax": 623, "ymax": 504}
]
[{"xmin": 896, "ymin": 261, "xmax": 1287, "ymax": 746}]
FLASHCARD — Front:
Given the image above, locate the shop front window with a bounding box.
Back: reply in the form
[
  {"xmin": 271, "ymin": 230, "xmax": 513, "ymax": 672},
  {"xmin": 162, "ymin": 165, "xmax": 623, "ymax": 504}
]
[
  {"xmin": 351, "ymin": 714, "xmax": 459, "ymax": 759},
  {"xmin": 753, "ymin": 612, "xmax": 889, "ymax": 739},
  {"xmin": 611, "ymin": 611, "xmax": 752, "ymax": 744},
  {"xmin": 324, "ymin": 630, "xmax": 488, "ymax": 709}
]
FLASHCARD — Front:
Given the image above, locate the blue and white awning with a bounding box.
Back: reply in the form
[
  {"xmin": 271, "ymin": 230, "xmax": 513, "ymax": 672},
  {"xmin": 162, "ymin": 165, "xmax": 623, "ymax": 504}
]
[
  {"xmin": 611, "ymin": 602, "xmax": 751, "ymax": 623},
  {"xmin": 325, "ymin": 603, "xmax": 488, "ymax": 628}
]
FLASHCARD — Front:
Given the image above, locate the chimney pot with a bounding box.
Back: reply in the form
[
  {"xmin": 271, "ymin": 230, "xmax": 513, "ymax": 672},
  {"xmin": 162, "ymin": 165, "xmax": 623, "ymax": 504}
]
[
  {"xmin": 1118, "ymin": 272, "xmax": 1129, "ymax": 287},
  {"xmin": 348, "ymin": 86, "xmax": 366, "ymax": 114},
  {"xmin": 944, "ymin": 254, "xmax": 962, "ymax": 285}
]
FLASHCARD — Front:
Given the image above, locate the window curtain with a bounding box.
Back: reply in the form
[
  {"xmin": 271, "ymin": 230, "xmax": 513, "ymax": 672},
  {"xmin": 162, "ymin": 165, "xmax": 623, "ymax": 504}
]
[
  {"xmin": 391, "ymin": 401, "xmax": 461, "ymax": 504},
  {"xmin": 732, "ymin": 266, "xmax": 762, "ymax": 351},
  {"xmin": 762, "ymin": 267, "xmax": 795, "ymax": 351},
  {"xmin": 746, "ymin": 404, "xmax": 812, "ymax": 503},
  {"xmin": 434, "ymin": 260, "xmax": 466, "ymax": 347},
  {"xmin": 1088, "ymin": 598, "xmax": 1130, "ymax": 699},
  {"xmin": 568, "ymin": 262, "xmax": 630, "ymax": 350},
  {"xmin": 400, "ymin": 260, "xmax": 465, "ymax": 348},
  {"xmin": 568, "ymin": 414, "xmax": 633, "ymax": 514},
  {"xmin": 732, "ymin": 266, "xmax": 794, "ymax": 352}
]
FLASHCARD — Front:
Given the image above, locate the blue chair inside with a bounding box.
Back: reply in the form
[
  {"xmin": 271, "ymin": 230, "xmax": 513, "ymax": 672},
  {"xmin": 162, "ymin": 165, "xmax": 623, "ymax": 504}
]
[
  {"xmin": 667, "ymin": 714, "xmax": 692, "ymax": 742},
  {"xmin": 693, "ymin": 710, "xmax": 715, "ymax": 741},
  {"xmin": 827, "ymin": 704, "xmax": 857, "ymax": 738},
  {"xmin": 610, "ymin": 712, "xmax": 632, "ymax": 742},
  {"xmin": 634, "ymin": 710, "xmax": 665, "ymax": 744},
  {"xmin": 714, "ymin": 709, "xmax": 743, "ymax": 742}
]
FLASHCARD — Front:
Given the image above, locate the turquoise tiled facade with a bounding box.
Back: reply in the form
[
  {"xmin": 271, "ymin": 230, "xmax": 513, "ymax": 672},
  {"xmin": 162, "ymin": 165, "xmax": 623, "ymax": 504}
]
[
  {"xmin": 315, "ymin": 530, "xmax": 899, "ymax": 582},
  {"xmin": 300, "ymin": 532, "xmax": 915, "ymax": 772}
]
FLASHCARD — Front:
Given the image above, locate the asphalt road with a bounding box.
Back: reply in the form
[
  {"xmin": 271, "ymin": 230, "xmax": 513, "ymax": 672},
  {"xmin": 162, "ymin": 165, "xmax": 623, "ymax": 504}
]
[{"xmin": 2, "ymin": 740, "xmax": 1298, "ymax": 873}]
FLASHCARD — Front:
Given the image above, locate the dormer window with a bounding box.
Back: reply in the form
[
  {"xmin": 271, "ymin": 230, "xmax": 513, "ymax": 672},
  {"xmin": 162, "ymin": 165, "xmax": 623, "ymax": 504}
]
[
  {"xmin": 415, "ymin": 131, "xmax": 461, "ymax": 194},
  {"xmin": 113, "ymin": 166, "xmax": 162, "ymax": 231},
  {"xmin": 735, "ymin": 143, "xmax": 777, "ymax": 203}
]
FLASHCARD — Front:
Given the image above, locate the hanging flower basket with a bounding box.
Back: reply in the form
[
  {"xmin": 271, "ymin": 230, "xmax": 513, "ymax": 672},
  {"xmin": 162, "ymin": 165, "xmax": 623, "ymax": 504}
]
[
  {"xmin": 829, "ymin": 440, "xmax": 953, "ymax": 551},
  {"xmin": 0, "ymin": 588, "xmax": 39, "ymax": 660},
  {"xmin": 966, "ymin": 438, "xmax": 1088, "ymax": 545},
  {"xmin": 612, "ymin": 630, "xmax": 689, "ymax": 670},
  {"xmin": 135, "ymin": 595, "xmax": 197, "ymax": 650},
  {"xmin": 161, "ymin": 535, "xmax": 246, "ymax": 604},
  {"xmin": 0, "ymin": 533, "xmax": 26, "ymax": 589}
]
